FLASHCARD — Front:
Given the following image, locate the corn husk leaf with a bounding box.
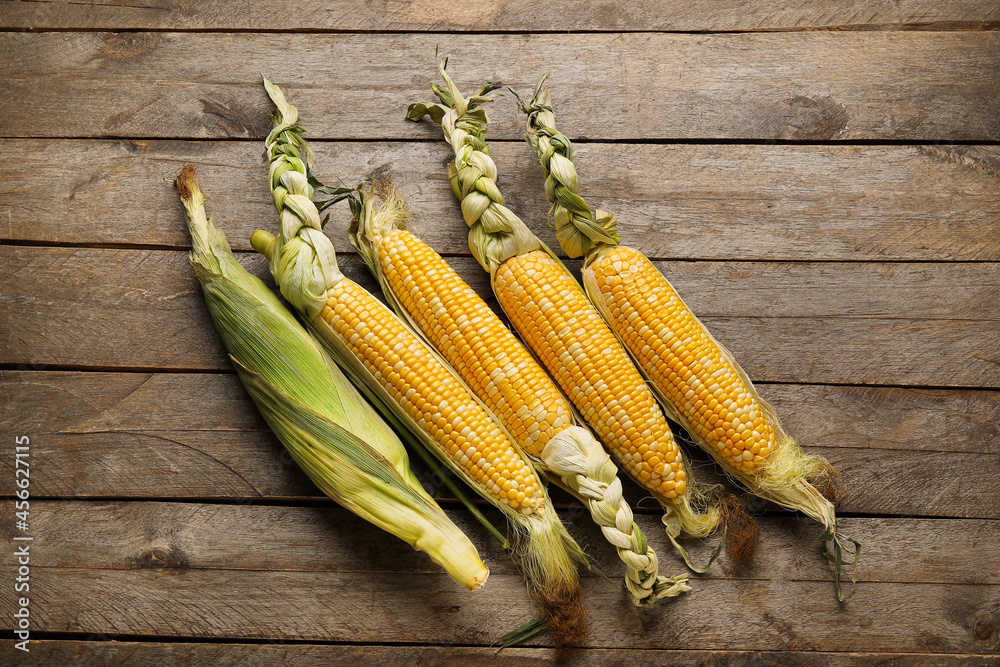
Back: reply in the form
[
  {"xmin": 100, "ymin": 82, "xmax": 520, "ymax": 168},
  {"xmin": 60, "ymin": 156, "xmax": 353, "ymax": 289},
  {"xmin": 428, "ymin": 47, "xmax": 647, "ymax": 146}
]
[
  {"xmin": 509, "ymin": 75, "xmax": 620, "ymax": 260},
  {"xmin": 259, "ymin": 78, "xmax": 591, "ymax": 651},
  {"xmin": 176, "ymin": 166, "xmax": 488, "ymax": 591},
  {"xmin": 524, "ymin": 74, "xmax": 858, "ymax": 599},
  {"xmin": 357, "ymin": 133, "xmax": 687, "ymax": 606}
]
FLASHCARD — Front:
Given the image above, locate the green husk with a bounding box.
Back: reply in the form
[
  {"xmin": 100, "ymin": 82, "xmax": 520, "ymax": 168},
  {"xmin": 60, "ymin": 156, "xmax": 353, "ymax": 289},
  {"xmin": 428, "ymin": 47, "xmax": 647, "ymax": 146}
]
[
  {"xmin": 254, "ymin": 75, "xmax": 509, "ymax": 545},
  {"xmin": 173, "ymin": 165, "xmax": 488, "ymax": 591},
  {"xmin": 515, "ymin": 74, "xmax": 859, "ymax": 600},
  {"xmin": 255, "ymin": 78, "xmax": 591, "ymax": 653},
  {"xmin": 407, "ymin": 57, "xmax": 726, "ymax": 566}
]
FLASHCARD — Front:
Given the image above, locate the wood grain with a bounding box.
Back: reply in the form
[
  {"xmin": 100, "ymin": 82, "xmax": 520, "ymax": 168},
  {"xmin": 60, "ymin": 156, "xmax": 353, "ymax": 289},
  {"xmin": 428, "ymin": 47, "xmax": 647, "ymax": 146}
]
[
  {"xmin": 5, "ymin": 372, "xmax": 997, "ymax": 456},
  {"xmin": 0, "ymin": 566, "xmax": 996, "ymax": 653},
  {"xmin": 2, "ymin": 372, "xmax": 998, "ymax": 518},
  {"xmin": 4, "ymin": 139, "xmax": 999, "ymax": 262},
  {"xmin": 3, "ymin": 0, "xmax": 997, "ymax": 661},
  {"xmin": 4, "ymin": 501, "xmax": 997, "ymax": 586},
  {"xmin": 12, "ymin": 642, "xmax": 1000, "ymax": 667},
  {"xmin": 2, "ymin": 32, "xmax": 998, "ymax": 141},
  {"xmin": 2, "ymin": 246, "xmax": 997, "ymax": 385},
  {"xmin": 4, "ymin": 641, "xmax": 999, "ymax": 667},
  {"xmin": 759, "ymin": 384, "xmax": 1000, "ymax": 456},
  {"xmin": 3, "ymin": 1, "xmax": 998, "ymax": 32},
  {"xmin": 817, "ymin": 445, "xmax": 1000, "ymax": 518},
  {"xmin": 5, "ymin": 425, "xmax": 996, "ymax": 517}
]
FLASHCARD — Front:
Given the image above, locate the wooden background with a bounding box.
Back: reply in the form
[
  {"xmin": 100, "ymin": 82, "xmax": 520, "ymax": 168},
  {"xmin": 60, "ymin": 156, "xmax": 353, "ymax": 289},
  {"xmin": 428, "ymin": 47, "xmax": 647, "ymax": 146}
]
[{"xmin": 1, "ymin": 2, "xmax": 999, "ymax": 664}]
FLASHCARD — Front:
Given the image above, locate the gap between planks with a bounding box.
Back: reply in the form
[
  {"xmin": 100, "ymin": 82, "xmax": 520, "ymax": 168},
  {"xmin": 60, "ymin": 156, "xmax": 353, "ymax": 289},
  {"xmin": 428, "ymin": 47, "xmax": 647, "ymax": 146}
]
[
  {"xmin": 3, "ymin": 25, "xmax": 1000, "ymax": 34},
  {"xmin": 2, "ymin": 0, "xmax": 999, "ymax": 33},
  {"xmin": 1, "ymin": 640, "xmax": 998, "ymax": 667},
  {"xmin": 5, "ymin": 240, "xmax": 1000, "ymax": 267}
]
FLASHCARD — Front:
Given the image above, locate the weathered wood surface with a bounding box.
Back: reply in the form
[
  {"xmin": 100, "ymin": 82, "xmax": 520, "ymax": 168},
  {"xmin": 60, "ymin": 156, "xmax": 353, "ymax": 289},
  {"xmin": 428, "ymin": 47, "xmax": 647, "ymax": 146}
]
[
  {"xmin": 6, "ymin": 372, "xmax": 998, "ymax": 456},
  {"xmin": 3, "ymin": 1, "xmax": 998, "ymax": 32},
  {"xmin": 4, "ymin": 642, "xmax": 999, "ymax": 667},
  {"xmin": 0, "ymin": 502, "xmax": 998, "ymax": 653},
  {"xmin": 5, "ymin": 139, "xmax": 1000, "ymax": 262},
  {"xmin": 2, "ymin": 4, "xmax": 998, "ymax": 664},
  {"xmin": 3, "ymin": 246, "xmax": 997, "ymax": 385},
  {"xmin": 3, "ymin": 32, "xmax": 999, "ymax": 141},
  {"xmin": 0, "ymin": 565, "xmax": 996, "ymax": 653},
  {"xmin": 2, "ymin": 372, "xmax": 998, "ymax": 519},
  {"xmin": 3, "ymin": 501, "xmax": 997, "ymax": 586},
  {"xmin": 5, "ymin": 427, "xmax": 996, "ymax": 517}
]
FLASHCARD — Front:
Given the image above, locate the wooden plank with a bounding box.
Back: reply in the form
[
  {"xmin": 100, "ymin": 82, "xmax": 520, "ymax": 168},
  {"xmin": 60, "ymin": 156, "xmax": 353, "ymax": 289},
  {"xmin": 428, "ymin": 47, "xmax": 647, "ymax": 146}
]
[
  {"xmin": 0, "ymin": 430, "xmax": 315, "ymax": 498},
  {"xmin": 2, "ymin": 32, "xmax": 998, "ymax": 141},
  {"xmin": 5, "ymin": 372, "xmax": 997, "ymax": 456},
  {"xmin": 5, "ymin": 501, "xmax": 998, "ymax": 586},
  {"xmin": 0, "ymin": 566, "xmax": 997, "ymax": 653},
  {"xmin": 0, "ymin": 371, "xmax": 269, "ymax": 434},
  {"xmin": 4, "ymin": 643, "xmax": 1000, "ymax": 667},
  {"xmin": 4, "ymin": 139, "xmax": 999, "ymax": 262},
  {"xmin": 813, "ymin": 445, "xmax": 1000, "ymax": 518},
  {"xmin": 654, "ymin": 261, "xmax": 1000, "ymax": 321},
  {"xmin": 5, "ymin": 426, "xmax": 996, "ymax": 517},
  {"xmin": 4, "ymin": 642, "xmax": 999, "ymax": 667},
  {"xmin": 704, "ymin": 316, "xmax": 1000, "ymax": 387},
  {"xmin": 2, "ymin": 1, "xmax": 997, "ymax": 32},
  {"xmin": 2, "ymin": 246, "xmax": 997, "ymax": 385},
  {"xmin": 1, "ymin": 372, "xmax": 998, "ymax": 518},
  {"xmin": 760, "ymin": 384, "xmax": 1000, "ymax": 457}
]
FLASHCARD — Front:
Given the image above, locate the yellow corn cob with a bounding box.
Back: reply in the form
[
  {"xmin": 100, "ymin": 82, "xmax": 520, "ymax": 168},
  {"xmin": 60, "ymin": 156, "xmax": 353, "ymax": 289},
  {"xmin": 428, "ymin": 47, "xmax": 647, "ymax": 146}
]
[
  {"xmin": 495, "ymin": 249, "xmax": 689, "ymax": 500},
  {"xmin": 516, "ymin": 75, "xmax": 859, "ymax": 599},
  {"xmin": 348, "ymin": 182, "xmax": 690, "ymax": 606},
  {"xmin": 252, "ymin": 78, "xmax": 589, "ymax": 652},
  {"xmin": 376, "ymin": 231, "xmax": 572, "ymax": 461},
  {"xmin": 590, "ymin": 246, "xmax": 774, "ymax": 476},
  {"xmin": 320, "ymin": 276, "xmax": 544, "ymax": 513},
  {"xmin": 407, "ymin": 61, "xmax": 738, "ymax": 571}
]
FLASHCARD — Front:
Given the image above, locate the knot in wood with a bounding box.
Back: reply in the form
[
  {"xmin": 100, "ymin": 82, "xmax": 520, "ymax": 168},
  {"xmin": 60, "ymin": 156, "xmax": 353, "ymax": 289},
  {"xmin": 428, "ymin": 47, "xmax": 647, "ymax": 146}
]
[
  {"xmin": 139, "ymin": 547, "xmax": 186, "ymax": 570},
  {"xmin": 973, "ymin": 616, "xmax": 996, "ymax": 641}
]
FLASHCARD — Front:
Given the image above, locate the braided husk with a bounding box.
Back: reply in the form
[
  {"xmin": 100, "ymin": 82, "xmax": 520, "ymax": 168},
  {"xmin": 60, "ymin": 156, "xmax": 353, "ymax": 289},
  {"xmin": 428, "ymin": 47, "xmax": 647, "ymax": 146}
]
[
  {"xmin": 406, "ymin": 59, "xmax": 542, "ymax": 278},
  {"xmin": 542, "ymin": 427, "xmax": 690, "ymax": 604},
  {"xmin": 349, "ymin": 180, "xmax": 689, "ymax": 607},
  {"xmin": 408, "ymin": 59, "xmax": 730, "ymax": 577},
  {"xmin": 259, "ymin": 78, "xmax": 595, "ymax": 649},
  {"xmin": 255, "ymin": 76, "xmax": 345, "ymax": 321},
  {"xmin": 513, "ymin": 74, "xmax": 620, "ymax": 262},
  {"xmin": 517, "ymin": 74, "xmax": 859, "ymax": 598}
]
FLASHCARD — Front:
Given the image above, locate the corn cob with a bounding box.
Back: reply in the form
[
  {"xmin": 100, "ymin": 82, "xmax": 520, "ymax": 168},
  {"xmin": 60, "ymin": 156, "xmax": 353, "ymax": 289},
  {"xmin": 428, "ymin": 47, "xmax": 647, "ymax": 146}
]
[
  {"xmin": 250, "ymin": 79, "xmax": 589, "ymax": 652},
  {"xmin": 173, "ymin": 165, "xmax": 488, "ymax": 591},
  {"xmin": 515, "ymin": 75, "xmax": 859, "ymax": 599},
  {"xmin": 406, "ymin": 60, "xmax": 747, "ymax": 569},
  {"xmin": 347, "ymin": 180, "xmax": 690, "ymax": 606}
]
